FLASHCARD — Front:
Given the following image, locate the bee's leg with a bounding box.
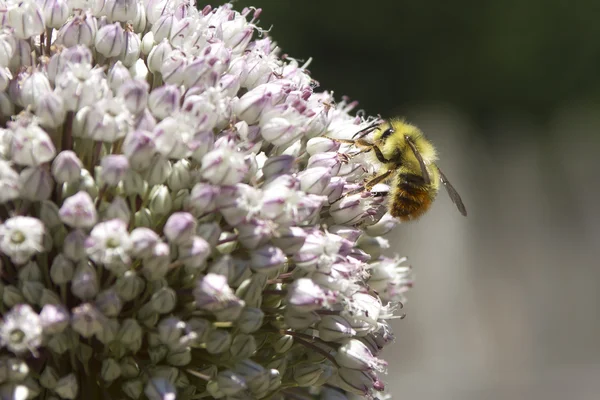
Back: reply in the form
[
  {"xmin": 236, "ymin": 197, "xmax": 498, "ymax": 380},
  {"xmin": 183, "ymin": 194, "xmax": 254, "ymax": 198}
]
[
  {"xmin": 336, "ymin": 170, "xmax": 394, "ymax": 199},
  {"xmin": 364, "ymin": 170, "xmax": 393, "ymax": 190},
  {"xmin": 325, "ymin": 137, "xmax": 389, "ymax": 163}
]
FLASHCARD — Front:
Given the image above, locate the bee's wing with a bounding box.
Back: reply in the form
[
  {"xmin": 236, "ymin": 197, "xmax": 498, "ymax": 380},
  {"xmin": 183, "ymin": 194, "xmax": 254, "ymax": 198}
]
[
  {"xmin": 437, "ymin": 167, "xmax": 467, "ymax": 216},
  {"xmin": 404, "ymin": 136, "xmax": 431, "ymax": 184}
]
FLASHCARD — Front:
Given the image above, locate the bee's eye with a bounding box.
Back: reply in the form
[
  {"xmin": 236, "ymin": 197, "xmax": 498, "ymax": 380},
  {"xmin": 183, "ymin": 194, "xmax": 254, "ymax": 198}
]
[{"xmin": 380, "ymin": 127, "xmax": 394, "ymax": 140}]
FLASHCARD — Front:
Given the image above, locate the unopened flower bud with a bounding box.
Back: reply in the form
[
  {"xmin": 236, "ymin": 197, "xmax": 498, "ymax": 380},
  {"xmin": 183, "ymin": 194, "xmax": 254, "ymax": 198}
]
[
  {"xmin": 71, "ymin": 303, "xmax": 103, "ymax": 338},
  {"xmin": 100, "ymin": 154, "xmax": 129, "ymax": 186},
  {"xmin": 71, "ymin": 262, "xmax": 99, "ymax": 300},
  {"xmin": 50, "ymin": 254, "xmax": 74, "ymax": 285},
  {"xmin": 95, "ymin": 288, "xmax": 123, "ymax": 317},
  {"xmin": 95, "ymin": 23, "xmax": 125, "ymax": 57},
  {"xmin": 236, "ymin": 307, "xmax": 264, "ymax": 334},
  {"xmin": 54, "ymin": 373, "xmax": 78, "ymax": 399},
  {"xmin": 19, "ymin": 166, "xmax": 53, "ymax": 201},
  {"xmin": 164, "ymin": 212, "xmax": 196, "ymax": 244},
  {"xmin": 230, "ymin": 333, "xmax": 256, "ymax": 360},
  {"xmin": 59, "ymin": 191, "xmax": 98, "ymax": 228},
  {"xmin": 115, "ymin": 271, "xmax": 145, "ymax": 301},
  {"xmin": 120, "ymin": 29, "xmax": 142, "ymax": 67},
  {"xmin": 9, "ymin": 0, "xmax": 45, "ymax": 39},
  {"xmin": 250, "ymin": 245, "xmax": 286, "ymax": 274},
  {"xmin": 206, "ymin": 329, "xmax": 232, "ymax": 354},
  {"xmin": 41, "ymin": 0, "xmax": 69, "ymax": 29},
  {"xmin": 144, "ymin": 378, "xmax": 175, "ymax": 400},
  {"xmin": 151, "ymin": 287, "xmax": 177, "ymax": 314}
]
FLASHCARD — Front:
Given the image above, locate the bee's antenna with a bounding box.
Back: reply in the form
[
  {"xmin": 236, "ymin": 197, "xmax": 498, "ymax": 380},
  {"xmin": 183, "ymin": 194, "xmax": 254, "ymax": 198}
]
[{"xmin": 351, "ymin": 120, "xmax": 380, "ymax": 139}]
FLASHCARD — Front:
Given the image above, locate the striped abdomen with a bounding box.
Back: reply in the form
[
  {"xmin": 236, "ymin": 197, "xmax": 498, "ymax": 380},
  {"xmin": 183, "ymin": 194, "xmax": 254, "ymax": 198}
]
[{"xmin": 389, "ymin": 173, "xmax": 438, "ymax": 221}]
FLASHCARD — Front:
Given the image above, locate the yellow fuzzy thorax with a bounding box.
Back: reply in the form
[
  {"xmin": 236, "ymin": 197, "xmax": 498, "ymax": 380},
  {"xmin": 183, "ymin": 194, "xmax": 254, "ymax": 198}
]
[{"xmin": 373, "ymin": 119, "xmax": 438, "ymax": 167}]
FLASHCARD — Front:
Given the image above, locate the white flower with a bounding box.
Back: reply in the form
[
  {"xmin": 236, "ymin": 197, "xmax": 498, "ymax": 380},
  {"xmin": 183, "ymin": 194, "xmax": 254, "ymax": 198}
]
[
  {"xmin": 0, "ymin": 216, "xmax": 45, "ymax": 264},
  {"xmin": 9, "ymin": 121, "xmax": 56, "ymax": 166},
  {"xmin": 59, "ymin": 191, "xmax": 98, "ymax": 229},
  {"xmin": 0, "ymin": 305, "xmax": 42, "ymax": 354},
  {"xmin": 85, "ymin": 219, "xmax": 133, "ymax": 270}
]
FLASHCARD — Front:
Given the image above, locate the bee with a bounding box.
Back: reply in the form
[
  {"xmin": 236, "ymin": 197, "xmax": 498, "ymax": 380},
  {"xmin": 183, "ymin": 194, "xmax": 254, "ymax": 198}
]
[{"xmin": 330, "ymin": 119, "xmax": 467, "ymax": 221}]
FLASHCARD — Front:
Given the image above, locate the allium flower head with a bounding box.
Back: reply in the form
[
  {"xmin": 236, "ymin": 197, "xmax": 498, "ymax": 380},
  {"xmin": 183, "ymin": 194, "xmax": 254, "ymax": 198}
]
[{"xmin": 0, "ymin": 2, "xmax": 413, "ymax": 399}]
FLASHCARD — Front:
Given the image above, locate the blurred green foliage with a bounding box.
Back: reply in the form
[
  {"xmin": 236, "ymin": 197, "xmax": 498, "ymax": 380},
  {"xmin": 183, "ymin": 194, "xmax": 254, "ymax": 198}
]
[{"xmin": 215, "ymin": 0, "xmax": 600, "ymax": 125}]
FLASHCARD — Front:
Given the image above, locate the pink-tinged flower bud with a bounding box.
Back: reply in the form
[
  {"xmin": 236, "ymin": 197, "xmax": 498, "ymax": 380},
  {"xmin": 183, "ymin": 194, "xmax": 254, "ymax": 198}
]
[
  {"xmin": 0, "ymin": 160, "xmax": 21, "ymax": 203},
  {"xmin": 161, "ymin": 49, "xmax": 187, "ymax": 85},
  {"xmin": 129, "ymin": 227, "xmax": 160, "ymax": 257},
  {"xmin": 147, "ymin": 84, "xmax": 180, "ymax": 120},
  {"xmin": 183, "ymin": 43, "xmax": 231, "ymax": 89},
  {"xmin": 0, "ymin": 33, "xmax": 15, "ymax": 68},
  {"xmin": 317, "ymin": 315, "xmax": 356, "ymax": 342},
  {"xmin": 19, "ymin": 167, "xmax": 53, "ymax": 201},
  {"xmin": 306, "ymin": 152, "xmax": 342, "ymax": 176},
  {"xmin": 103, "ymin": 0, "xmax": 138, "ymax": 22},
  {"xmin": 329, "ymin": 193, "xmax": 369, "ymax": 225},
  {"xmin": 71, "ymin": 303, "xmax": 104, "ymax": 338},
  {"xmin": 8, "ymin": 0, "xmax": 45, "ymax": 39},
  {"xmin": 57, "ymin": 12, "xmax": 97, "ymax": 48},
  {"xmin": 63, "ymin": 229, "xmax": 87, "ymax": 261},
  {"xmin": 103, "ymin": 197, "xmax": 131, "ymax": 223},
  {"xmin": 188, "ymin": 182, "xmax": 219, "ymax": 215},
  {"xmin": 259, "ymin": 106, "xmax": 307, "ymax": 147},
  {"xmin": 0, "ymin": 67, "xmax": 11, "ymax": 92},
  {"xmin": 107, "ymin": 61, "xmax": 131, "ymax": 92},
  {"xmin": 200, "ymin": 144, "xmax": 248, "ymax": 186},
  {"xmin": 99, "ymin": 154, "xmax": 129, "ymax": 186},
  {"xmin": 36, "ymin": 92, "xmax": 66, "ymax": 128},
  {"xmin": 262, "ymin": 155, "xmax": 295, "ymax": 181},
  {"xmin": 194, "ymin": 273, "xmax": 242, "ymax": 312},
  {"xmin": 236, "ymin": 219, "xmax": 273, "ymax": 249},
  {"xmin": 132, "ymin": 1, "xmax": 147, "ymax": 32},
  {"xmin": 17, "ymin": 71, "xmax": 51, "ymax": 109},
  {"xmin": 144, "ymin": 155, "xmax": 171, "ymax": 186},
  {"xmin": 306, "ymin": 137, "xmax": 340, "ymax": 155},
  {"xmin": 151, "ymin": 13, "xmax": 176, "ymax": 42},
  {"xmin": 10, "ymin": 39, "xmax": 33, "ymax": 70},
  {"xmin": 287, "ymin": 278, "xmax": 330, "ymax": 312},
  {"xmin": 232, "ymin": 88, "xmax": 273, "ymax": 125},
  {"xmin": 123, "ymin": 130, "xmax": 157, "ymax": 170},
  {"xmin": 59, "ymin": 191, "xmax": 97, "ymax": 228},
  {"xmin": 163, "ymin": 212, "xmax": 196, "ymax": 244},
  {"xmin": 178, "ymin": 236, "xmax": 210, "ymax": 271},
  {"xmin": 283, "ymin": 308, "xmax": 319, "ymax": 330},
  {"xmin": 55, "ymin": 63, "xmax": 108, "ymax": 112},
  {"xmin": 141, "ymin": 241, "xmax": 170, "ymax": 280},
  {"xmin": 39, "ymin": 304, "xmax": 69, "ymax": 334},
  {"xmin": 147, "ymin": 38, "xmax": 172, "ymax": 73},
  {"xmin": 71, "ymin": 261, "xmax": 99, "ymax": 300},
  {"xmin": 250, "ymin": 244, "xmax": 286, "ymax": 274},
  {"xmin": 218, "ymin": 73, "xmax": 241, "ymax": 97},
  {"xmin": 222, "ymin": 16, "xmax": 254, "ymax": 54},
  {"xmin": 52, "ymin": 150, "xmax": 82, "ymax": 184},
  {"xmin": 135, "ymin": 108, "xmax": 157, "ymax": 131},
  {"xmin": 117, "ymin": 79, "xmax": 148, "ymax": 115},
  {"xmin": 95, "ymin": 23, "xmax": 125, "ymax": 57},
  {"xmin": 297, "ymin": 167, "xmax": 332, "ymax": 195},
  {"xmin": 40, "ymin": 0, "xmax": 69, "ymax": 29},
  {"xmin": 271, "ymin": 226, "xmax": 307, "ymax": 255},
  {"xmin": 120, "ymin": 29, "xmax": 141, "ymax": 67},
  {"xmin": 10, "ymin": 121, "xmax": 56, "ymax": 166},
  {"xmin": 336, "ymin": 368, "xmax": 379, "ymax": 396}
]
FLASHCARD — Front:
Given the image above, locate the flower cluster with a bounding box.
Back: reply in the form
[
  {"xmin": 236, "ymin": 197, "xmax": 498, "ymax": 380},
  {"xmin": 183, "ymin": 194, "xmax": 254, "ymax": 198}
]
[{"xmin": 0, "ymin": 1, "xmax": 413, "ymax": 399}]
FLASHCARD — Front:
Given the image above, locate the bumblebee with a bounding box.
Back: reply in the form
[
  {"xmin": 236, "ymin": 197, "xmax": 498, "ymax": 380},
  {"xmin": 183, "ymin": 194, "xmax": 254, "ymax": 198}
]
[{"xmin": 331, "ymin": 119, "xmax": 467, "ymax": 221}]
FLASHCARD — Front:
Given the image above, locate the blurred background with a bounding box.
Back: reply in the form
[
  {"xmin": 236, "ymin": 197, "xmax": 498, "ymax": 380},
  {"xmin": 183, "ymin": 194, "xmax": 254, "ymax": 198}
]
[{"xmin": 219, "ymin": 1, "xmax": 600, "ymax": 399}]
